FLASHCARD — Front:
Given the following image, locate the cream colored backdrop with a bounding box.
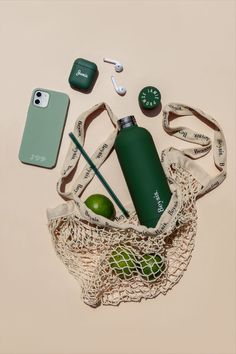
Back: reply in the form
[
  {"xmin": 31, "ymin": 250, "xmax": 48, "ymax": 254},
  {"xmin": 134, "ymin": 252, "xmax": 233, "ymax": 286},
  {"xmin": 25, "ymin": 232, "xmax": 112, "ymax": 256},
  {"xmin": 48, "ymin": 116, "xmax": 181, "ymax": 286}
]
[{"xmin": 0, "ymin": 1, "xmax": 235, "ymax": 354}]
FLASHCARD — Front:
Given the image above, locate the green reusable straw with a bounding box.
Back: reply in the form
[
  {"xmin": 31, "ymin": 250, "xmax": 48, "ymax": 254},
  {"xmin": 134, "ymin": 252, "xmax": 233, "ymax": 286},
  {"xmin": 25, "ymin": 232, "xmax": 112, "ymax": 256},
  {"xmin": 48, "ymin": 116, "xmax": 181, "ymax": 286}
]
[{"xmin": 69, "ymin": 132, "xmax": 129, "ymax": 218}]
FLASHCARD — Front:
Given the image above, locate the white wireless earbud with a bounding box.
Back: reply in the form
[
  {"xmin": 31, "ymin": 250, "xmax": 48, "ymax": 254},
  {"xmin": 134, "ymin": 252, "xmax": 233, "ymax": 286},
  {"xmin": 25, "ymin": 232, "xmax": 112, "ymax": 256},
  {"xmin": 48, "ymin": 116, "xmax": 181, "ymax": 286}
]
[
  {"xmin": 103, "ymin": 58, "xmax": 123, "ymax": 72},
  {"xmin": 111, "ymin": 76, "xmax": 126, "ymax": 96}
]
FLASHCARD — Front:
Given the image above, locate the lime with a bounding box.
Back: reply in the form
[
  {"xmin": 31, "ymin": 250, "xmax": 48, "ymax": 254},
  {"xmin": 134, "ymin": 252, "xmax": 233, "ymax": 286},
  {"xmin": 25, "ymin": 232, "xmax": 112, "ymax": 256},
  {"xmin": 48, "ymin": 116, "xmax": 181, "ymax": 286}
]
[
  {"xmin": 138, "ymin": 254, "xmax": 165, "ymax": 281},
  {"xmin": 85, "ymin": 194, "xmax": 116, "ymax": 220},
  {"xmin": 109, "ymin": 247, "xmax": 137, "ymax": 278}
]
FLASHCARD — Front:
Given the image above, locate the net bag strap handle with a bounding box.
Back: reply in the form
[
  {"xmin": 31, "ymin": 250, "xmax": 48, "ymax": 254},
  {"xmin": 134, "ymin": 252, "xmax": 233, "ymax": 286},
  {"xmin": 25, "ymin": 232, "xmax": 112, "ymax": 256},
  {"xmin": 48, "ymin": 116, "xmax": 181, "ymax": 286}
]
[
  {"xmin": 57, "ymin": 102, "xmax": 118, "ymax": 201},
  {"xmin": 162, "ymin": 103, "xmax": 227, "ymax": 196}
]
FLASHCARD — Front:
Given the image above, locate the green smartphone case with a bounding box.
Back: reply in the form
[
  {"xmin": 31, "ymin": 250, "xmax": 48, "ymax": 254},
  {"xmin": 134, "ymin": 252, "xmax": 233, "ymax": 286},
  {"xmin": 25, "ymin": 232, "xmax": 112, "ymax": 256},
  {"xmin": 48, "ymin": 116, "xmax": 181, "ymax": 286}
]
[{"xmin": 19, "ymin": 88, "xmax": 70, "ymax": 169}]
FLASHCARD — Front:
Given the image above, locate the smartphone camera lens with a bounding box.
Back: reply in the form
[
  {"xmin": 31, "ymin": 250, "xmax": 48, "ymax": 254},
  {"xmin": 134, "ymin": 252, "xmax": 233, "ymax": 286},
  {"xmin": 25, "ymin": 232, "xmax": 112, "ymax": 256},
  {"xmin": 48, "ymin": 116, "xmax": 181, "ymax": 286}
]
[
  {"xmin": 36, "ymin": 91, "xmax": 42, "ymax": 97},
  {"xmin": 35, "ymin": 99, "xmax": 40, "ymax": 104}
]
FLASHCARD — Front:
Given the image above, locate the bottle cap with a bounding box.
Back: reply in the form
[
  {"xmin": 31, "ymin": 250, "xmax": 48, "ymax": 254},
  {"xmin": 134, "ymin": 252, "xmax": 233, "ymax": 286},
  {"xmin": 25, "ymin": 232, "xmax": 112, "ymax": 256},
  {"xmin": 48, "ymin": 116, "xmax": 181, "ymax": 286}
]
[
  {"xmin": 138, "ymin": 86, "xmax": 161, "ymax": 110},
  {"xmin": 117, "ymin": 116, "xmax": 137, "ymax": 129}
]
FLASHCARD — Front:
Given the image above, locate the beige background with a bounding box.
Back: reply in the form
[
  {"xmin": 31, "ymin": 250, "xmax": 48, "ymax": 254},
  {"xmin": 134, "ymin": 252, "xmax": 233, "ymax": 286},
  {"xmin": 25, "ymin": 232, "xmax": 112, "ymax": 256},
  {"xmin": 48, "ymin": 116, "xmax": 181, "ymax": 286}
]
[{"xmin": 0, "ymin": 1, "xmax": 235, "ymax": 354}]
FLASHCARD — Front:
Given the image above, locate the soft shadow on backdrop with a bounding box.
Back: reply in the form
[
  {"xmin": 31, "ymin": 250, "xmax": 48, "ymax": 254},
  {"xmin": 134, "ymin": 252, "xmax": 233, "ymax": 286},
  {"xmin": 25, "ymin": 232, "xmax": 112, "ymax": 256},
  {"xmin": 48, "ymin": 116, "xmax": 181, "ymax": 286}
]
[{"xmin": 0, "ymin": 1, "xmax": 235, "ymax": 354}]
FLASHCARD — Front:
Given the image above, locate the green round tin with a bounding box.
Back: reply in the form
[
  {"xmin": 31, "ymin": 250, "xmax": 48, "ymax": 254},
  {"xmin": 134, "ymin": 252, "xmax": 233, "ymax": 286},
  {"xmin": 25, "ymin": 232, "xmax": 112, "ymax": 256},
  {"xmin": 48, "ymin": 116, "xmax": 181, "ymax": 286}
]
[{"xmin": 138, "ymin": 86, "xmax": 161, "ymax": 110}]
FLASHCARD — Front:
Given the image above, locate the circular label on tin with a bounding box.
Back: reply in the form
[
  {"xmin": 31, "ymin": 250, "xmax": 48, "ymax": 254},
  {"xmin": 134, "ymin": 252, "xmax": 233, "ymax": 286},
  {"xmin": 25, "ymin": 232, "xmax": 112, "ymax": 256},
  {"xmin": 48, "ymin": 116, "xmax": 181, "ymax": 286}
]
[{"xmin": 138, "ymin": 86, "xmax": 161, "ymax": 110}]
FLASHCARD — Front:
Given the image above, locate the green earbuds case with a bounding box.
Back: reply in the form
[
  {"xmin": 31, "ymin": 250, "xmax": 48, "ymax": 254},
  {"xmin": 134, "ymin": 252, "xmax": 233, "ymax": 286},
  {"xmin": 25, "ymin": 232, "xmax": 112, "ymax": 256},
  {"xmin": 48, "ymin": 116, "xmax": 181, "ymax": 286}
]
[
  {"xmin": 68, "ymin": 58, "xmax": 98, "ymax": 91},
  {"xmin": 19, "ymin": 88, "xmax": 70, "ymax": 169}
]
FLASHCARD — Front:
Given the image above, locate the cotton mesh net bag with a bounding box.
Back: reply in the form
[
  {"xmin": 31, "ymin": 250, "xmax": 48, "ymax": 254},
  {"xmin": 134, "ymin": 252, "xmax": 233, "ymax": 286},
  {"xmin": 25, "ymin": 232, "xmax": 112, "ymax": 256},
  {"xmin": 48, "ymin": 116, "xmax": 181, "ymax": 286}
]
[{"xmin": 47, "ymin": 102, "xmax": 227, "ymax": 307}]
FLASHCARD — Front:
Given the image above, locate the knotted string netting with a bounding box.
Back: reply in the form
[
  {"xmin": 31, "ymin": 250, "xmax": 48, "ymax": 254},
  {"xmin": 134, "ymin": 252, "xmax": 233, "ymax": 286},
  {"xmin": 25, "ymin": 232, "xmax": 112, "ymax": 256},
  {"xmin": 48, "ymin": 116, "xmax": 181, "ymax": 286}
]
[{"xmin": 47, "ymin": 103, "xmax": 226, "ymax": 307}]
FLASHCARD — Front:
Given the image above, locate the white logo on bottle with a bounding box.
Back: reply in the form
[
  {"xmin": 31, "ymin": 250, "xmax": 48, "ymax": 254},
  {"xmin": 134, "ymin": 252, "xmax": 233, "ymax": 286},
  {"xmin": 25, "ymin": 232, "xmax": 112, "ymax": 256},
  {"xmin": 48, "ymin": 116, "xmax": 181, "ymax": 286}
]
[{"xmin": 153, "ymin": 190, "xmax": 164, "ymax": 213}]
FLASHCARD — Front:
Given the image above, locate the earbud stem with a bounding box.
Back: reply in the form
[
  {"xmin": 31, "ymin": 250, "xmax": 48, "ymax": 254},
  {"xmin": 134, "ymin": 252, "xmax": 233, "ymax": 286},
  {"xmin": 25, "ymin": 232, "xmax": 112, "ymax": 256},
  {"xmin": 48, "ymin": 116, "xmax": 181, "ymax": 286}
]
[
  {"xmin": 103, "ymin": 58, "xmax": 116, "ymax": 65},
  {"xmin": 111, "ymin": 75, "xmax": 118, "ymax": 90}
]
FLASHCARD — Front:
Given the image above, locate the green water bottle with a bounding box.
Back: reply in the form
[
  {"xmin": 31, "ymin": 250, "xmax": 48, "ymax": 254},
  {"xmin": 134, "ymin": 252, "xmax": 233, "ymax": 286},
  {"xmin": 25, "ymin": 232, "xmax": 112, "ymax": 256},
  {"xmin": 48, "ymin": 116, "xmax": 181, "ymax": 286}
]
[{"xmin": 114, "ymin": 116, "xmax": 172, "ymax": 228}]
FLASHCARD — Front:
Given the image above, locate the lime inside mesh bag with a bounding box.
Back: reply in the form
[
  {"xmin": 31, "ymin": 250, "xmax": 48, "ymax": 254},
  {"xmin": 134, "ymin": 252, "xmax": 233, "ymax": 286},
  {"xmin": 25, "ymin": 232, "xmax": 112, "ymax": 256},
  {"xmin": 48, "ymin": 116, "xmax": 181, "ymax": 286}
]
[{"xmin": 47, "ymin": 102, "xmax": 227, "ymax": 307}]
